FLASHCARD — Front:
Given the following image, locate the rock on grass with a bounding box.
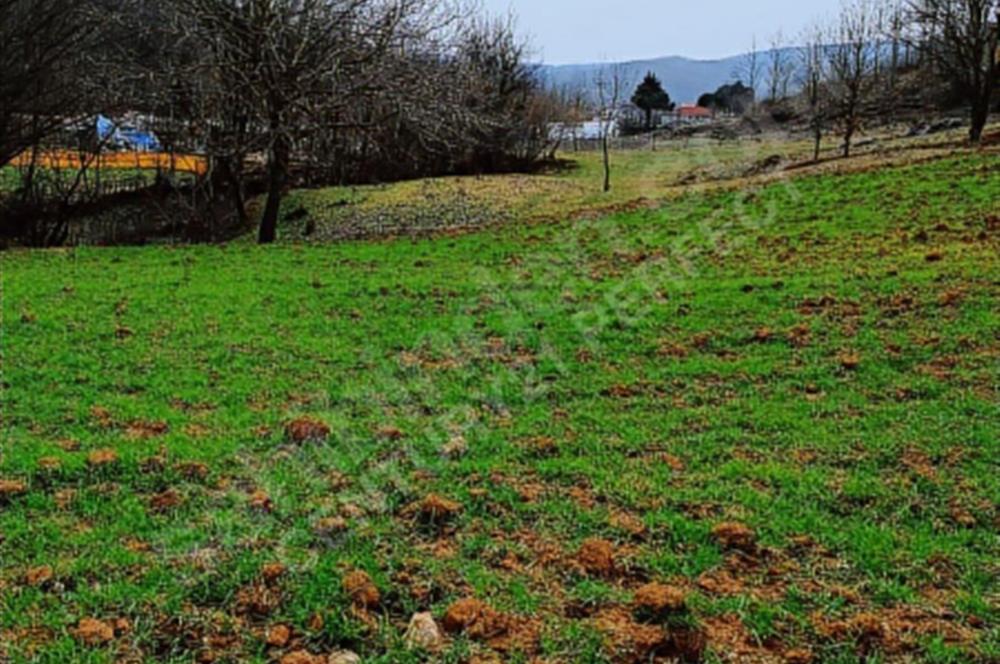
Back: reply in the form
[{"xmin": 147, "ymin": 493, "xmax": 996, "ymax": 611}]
[{"xmin": 404, "ymin": 612, "xmax": 443, "ymax": 650}]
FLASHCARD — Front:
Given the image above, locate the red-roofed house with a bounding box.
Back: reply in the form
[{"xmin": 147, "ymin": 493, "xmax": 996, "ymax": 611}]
[{"xmin": 676, "ymin": 104, "xmax": 714, "ymax": 122}]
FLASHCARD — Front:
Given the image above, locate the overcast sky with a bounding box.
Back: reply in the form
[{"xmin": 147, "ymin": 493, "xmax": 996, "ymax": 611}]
[{"xmin": 481, "ymin": 0, "xmax": 843, "ymax": 64}]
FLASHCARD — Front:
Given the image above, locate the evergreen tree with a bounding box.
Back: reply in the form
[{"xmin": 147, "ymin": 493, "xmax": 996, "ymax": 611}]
[{"xmin": 631, "ymin": 72, "xmax": 674, "ymax": 130}]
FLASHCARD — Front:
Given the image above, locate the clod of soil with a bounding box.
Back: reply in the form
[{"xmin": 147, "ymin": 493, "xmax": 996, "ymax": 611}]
[
  {"xmin": 839, "ymin": 353, "xmax": 862, "ymax": 371},
  {"xmin": 280, "ymin": 651, "xmax": 320, "ymax": 664},
  {"xmin": 266, "ymin": 623, "xmax": 291, "ymax": 647},
  {"xmin": 375, "ymin": 425, "xmax": 405, "ymax": 440},
  {"xmin": 175, "ymin": 461, "xmax": 209, "ymax": 480},
  {"xmin": 417, "ymin": 493, "xmax": 462, "ymax": 522},
  {"xmin": 784, "ymin": 648, "xmax": 814, "ymax": 663},
  {"xmin": 0, "ymin": 479, "xmax": 27, "ymax": 499},
  {"xmin": 313, "ymin": 516, "xmax": 348, "ymax": 537},
  {"xmin": 261, "ymin": 562, "xmax": 287, "ymax": 582},
  {"xmin": 577, "ymin": 538, "xmax": 616, "ymax": 575},
  {"xmin": 593, "ymin": 606, "xmax": 670, "ymax": 662},
  {"xmin": 284, "ymin": 417, "xmax": 331, "ymax": 444},
  {"xmin": 442, "ymin": 598, "xmax": 488, "ymax": 633},
  {"xmin": 404, "ymin": 611, "xmax": 443, "ymax": 651},
  {"xmin": 73, "ymin": 617, "xmax": 114, "ymax": 645},
  {"xmin": 342, "ymin": 570, "xmax": 380, "ymax": 608},
  {"xmin": 249, "ymin": 490, "xmax": 273, "ymax": 512},
  {"xmin": 87, "ymin": 449, "xmax": 119, "ymax": 467},
  {"xmin": 148, "ymin": 488, "xmax": 183, "ymax": 513},
  {"xmin": 38, "ymin": 457, "xmax": 62, "ymax": 470},
  {"xmin": 25, "ymin": 565, "xmax": 54, "ymax": 587},
  {"xmin": 124, "ymin": 419, "xmax": 169, "ymax": 440},
  {"xmin": 710, "ymin": 522, "xmax": 757, "ymax": 552},
  {"xmin": 633, "ymin": 583, "xmax": 687, "ymax": 619},
  {"xmin": 328, "ymin": 651, "xmax": 361, "ymax": 664}
]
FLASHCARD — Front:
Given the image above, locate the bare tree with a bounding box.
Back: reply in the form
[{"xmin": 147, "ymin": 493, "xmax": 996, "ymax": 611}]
[
  {"xmin": 155, "ymin": 0, "xmax": 435, "ymax": 243},
  {"xmin": 766, "ymin": 31, "xmax": 795, "ymax": 102},
  {"xmin": 0, "ymin": 0, "xmax": 96, "ymax": 168},
  {"xmin": 594, "ymin": 64, "xmax": 624, "ymax": 193},
  {"xmin": 825, "ymin": 0, "xmax": 883, "ymax": 157},
  {"xmin": 910, "ymin": 0, "xmax": 999, "ymax": 142},
  {"xmin": 799, "ymin": 27, "xmax": 830, "ymax": 161},
  {"xmin": 732, "ymin": 36, "xmax": 764, "ymax": 112}
]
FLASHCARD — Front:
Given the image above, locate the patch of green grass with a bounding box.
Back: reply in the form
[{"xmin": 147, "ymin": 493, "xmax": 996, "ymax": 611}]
[{"xmin": 2, "ymin": 151, "xmax": 998, "ymax": 663}]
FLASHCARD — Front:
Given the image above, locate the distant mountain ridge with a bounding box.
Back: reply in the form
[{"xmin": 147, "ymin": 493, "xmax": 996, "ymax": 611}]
[{"xmin": 536, "ymin": 49, "xmax": 803, "ymax": 105}]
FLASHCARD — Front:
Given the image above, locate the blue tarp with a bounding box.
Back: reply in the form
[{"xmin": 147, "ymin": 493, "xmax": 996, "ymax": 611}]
[{"xmin": 96, "ymin": 115, "xmax": 162, "ymax": 152}]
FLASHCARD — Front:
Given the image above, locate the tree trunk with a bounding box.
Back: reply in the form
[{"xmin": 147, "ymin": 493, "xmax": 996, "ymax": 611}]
[
  {"xmin": 969, "ymin": 100, "xmax": 988, "ymax": 144},
  {"xmin": 645, "ymin": 108, "xmax": 652, "ymax": 132},
  {"xmin": 602, "ymin": 132, "xmax": 611, "ymax": 193},
  {"xmin": 813, "ymin": 128, "xmax": 822, "ymax": 162},
  {"xmin": 258, "ymin": 133, "xmax": 288, "ymax": 244}
]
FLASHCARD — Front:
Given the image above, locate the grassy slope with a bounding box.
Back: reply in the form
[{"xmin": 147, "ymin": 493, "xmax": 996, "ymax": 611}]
[{"xmin": 1, "ymin": 153, "xmax": 998, "ymax": 663}]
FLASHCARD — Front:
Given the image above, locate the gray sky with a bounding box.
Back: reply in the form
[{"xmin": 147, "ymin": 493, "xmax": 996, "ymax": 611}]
[{"xmin": 482, "ymin": 0, "xmax": 843, "ymax": 64}]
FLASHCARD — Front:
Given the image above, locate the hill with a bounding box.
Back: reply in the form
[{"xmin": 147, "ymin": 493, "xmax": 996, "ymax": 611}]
[
  {"xmin": 2, "ymin": 138, "xmax": 998, "ymax": 662},
  {"xmin": 537, "ymin": 48, "xmax": 802, "ymax": 104}
]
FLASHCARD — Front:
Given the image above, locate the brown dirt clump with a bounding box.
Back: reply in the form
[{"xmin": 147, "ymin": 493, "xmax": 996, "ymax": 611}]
[
  {"xmin": 73, "ymin": 618, "xmax": 114, "ymax": 645},
  {"xmin": 266, "ymin": 623, "xmax": 291, "ymax": 647},
  {"xmin": 38, "ymin": 457, "xmax": 62, "ymax": 471},
  {"xmin": 610, "ymin": 510, "xmax": 647, "ymax": 538},
  {"xmin": 784, "ymin": 648, "xmax": 814, "ymax": 663},
  {"xmin": 235, "ymin": 582, "xmax": 282, "ymax": 617},
  {"xmin": 711, "ymin": 522, "xmax": 757, "ymax": 552},
  {"xmin": 577, "ymin": 538, "xmax": 616, "ymax": 576},
  {"xmin": 441, "ymin": 598, "xmax": 533, "ymax": 651},
  {"xmin": 633, "ymin": 583, "xmax": 687, "ymax": 618},
  {"xmin": 839, "ymin": 353, "xmax": 862, "ymax": 371},
  {"xmin": 280, "ymin": 651, "xmax": 320, "ymax": 664},
  {"xmin": 87, "ymin": 449, "xmax": 119, "ymax": 467},
  {"xmin": 313, "ymin": 516, "xmax": 348, "ymax": 537},
  {"xmin": 124, "ymin": 420, "xmax": 169, "ymax": 440},
  {"xmin": 90, "ymin": 405, "xmax": 114, "ymax": 427},
  {"xmin": 592, "ymin": 606, "xmax": 671, "ymax": 662},
  {"xmin": 0, "ymin": 479, "xmax": 27, "ymax": 500},
  {"xmin": 787, "ymin": 324, "xmax": 812, "ymax": 347},
  {"xmin": 25, "ymin": 565, "xmax": 54, "ymax": 587},
  {"xmin": 148, "ymin": 489, "xmax": 183, "ymax": 513},
  {"xmin": 284, "ymin": 417, "xmax": 331, "ymax": 444},
  {"xmin": 175, "ymin": 461, "xmax": 209, "ymax": 480},
  {"xmin": 342, "ymin": 570, "xmax": 380, "ymax": 608},
  {"xmin": 442, "ymin": 598, "xmax": 489, "ymax": 634},
  {"xmin": 261, "ymin": 562, "xmax": 286, "ymax": 583},
  {"xmin": 416, "ymin": 493, "xmax": 461, "ymax": 522},
  {"xmin": 661, "ymin": 454, "xmax": 686, "ymax": 471},
  {"xmin": 249, "ymin": 490, "xmax": 273, "ymax": 512},
  {"xmin": 375, "ymin": 424, "xmax": 405, "ymax": 440},
  {"xmin": 697, "ymin": 569, "xmax": 745, "ymax": 596}
]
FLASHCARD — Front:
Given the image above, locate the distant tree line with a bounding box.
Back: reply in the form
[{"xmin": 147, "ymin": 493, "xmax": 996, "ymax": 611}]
[
  {"xmin": 708, "ymin": 0, "xmax": 998, "ymax": 156},
  {"xmin": 1, "ymin": 0, "xmax": 559, "ymax": 245}
]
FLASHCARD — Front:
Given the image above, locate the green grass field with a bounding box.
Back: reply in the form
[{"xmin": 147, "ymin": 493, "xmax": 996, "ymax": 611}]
[{"xmin": 2, "ymin": 150, "xmax": 998, "ymax": 663}]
